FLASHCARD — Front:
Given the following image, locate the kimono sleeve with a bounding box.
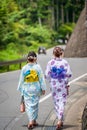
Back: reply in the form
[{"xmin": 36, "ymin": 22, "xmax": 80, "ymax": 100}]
[
  {"xmin": 37, "ymin": 65, "xmax": 46, "ymax": 91},
  {"xmin": 45, "ymin": 62, "xmax": 51, "ymax": 82},
  {"xmin": 17, "ymin": 68, "xmax": 25, "ymax": 95},
  {"xmin": 64, "ymin": 60, "xmax": 72, "ymax": 84}
]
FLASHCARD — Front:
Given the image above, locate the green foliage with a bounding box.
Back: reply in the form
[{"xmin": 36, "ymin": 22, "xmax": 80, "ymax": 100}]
[
  {"xmin": 26, "ymin": 25, "xmax": 52, "ymax": 43},
  {"xmin": 0, "ymin": 0, "xmax": 85, "ymax": 72},
  {"xmin": 52, "ymin": 23, "xmax": 76, "ymax": 44},
  {"xmin": 0, "ymin": 43, "xmax": 21, "ymax": 61},
  {"xmin": 0, "ymin": 0, "xmax": 84, "ymax": 49},
  {"xmin": 28, "ymin": 40, "xmax": 48, "ymax": 52},
  {"xmin": 0, "ymin": 41, "xmax": 49, "ymax": 61},
  {"xmin": 58, "ymin": 23, "xmax": 75, "ymax": 37}
]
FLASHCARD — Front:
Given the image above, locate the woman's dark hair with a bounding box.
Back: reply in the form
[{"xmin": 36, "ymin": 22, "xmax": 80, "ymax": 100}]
[
  {"xmin": 27, "ymin": 51, "xmax": 37, "ymax": 62},
  {"xmin": 53, "ymin": 46, "xmax": 62, "ymax": 57}
]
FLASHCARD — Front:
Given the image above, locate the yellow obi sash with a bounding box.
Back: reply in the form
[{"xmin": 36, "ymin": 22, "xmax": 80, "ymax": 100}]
[{"xmin": 24, "ymin": 70, "xmax": 39, "ymax": 82}]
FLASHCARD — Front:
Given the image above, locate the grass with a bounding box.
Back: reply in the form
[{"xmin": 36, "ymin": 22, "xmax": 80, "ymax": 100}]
[{"xmin": 0, "ymin": 42, "xmax": 61, "ymax": 73}]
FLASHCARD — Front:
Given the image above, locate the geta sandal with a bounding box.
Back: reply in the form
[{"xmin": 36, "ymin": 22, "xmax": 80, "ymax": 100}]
[
  {"xmin": 27, "ymin": 124, "xmax": 34, "ymax": 129},
  {"xmin": 56, "ymin": 123, "xmax": 63, "ymax": 130},
  {"xmin": 33, "ymin": 122, "xmax": 38, "ymax": 126}
]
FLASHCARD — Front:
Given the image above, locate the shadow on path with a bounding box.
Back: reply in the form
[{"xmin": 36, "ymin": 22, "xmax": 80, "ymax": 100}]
[{"xmin": 22, "ymin": 123, "xmax": 77, "ymax": 130}]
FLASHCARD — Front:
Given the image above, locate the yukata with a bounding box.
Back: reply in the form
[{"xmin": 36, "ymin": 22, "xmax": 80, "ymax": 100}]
[
  {"xmin": 17, "ymin": 63, "xmax": 46, "ymax": 122},
  {"xmin": 45, "ymin": 57, "xmax": 72, "ymax": 121}
]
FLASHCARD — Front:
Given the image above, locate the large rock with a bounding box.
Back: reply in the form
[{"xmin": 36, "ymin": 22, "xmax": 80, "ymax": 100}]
[{"xmin": 64, "ymin": 8, "xmax": 87, "ymax": 57}]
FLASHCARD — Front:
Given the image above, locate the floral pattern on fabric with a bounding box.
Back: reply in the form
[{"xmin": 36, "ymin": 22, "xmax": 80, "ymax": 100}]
[
  {"xmin": 45, "ymin": 58, "xmax": 72, "ymax": 120},
  {"xmin": 17, "ymin": 63, "xmax": 46, "ymax": 121}
]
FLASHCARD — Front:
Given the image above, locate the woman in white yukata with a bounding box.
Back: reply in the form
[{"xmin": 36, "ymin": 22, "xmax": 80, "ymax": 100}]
[
  {"xmin": 17, "ymin": 51, "xmax": 46, "ymax": 129},
  {"xmin": 45, "ymin": 46, "xmax": 72, "ymax": 130}
]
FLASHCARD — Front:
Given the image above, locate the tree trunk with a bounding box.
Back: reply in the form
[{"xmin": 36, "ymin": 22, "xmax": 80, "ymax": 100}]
[
  {"xmin": 66, "ymin": 10, "xmax": 69, "ymax": 23},
  {"xmin": 61, "ymin": 4, "xmax": 64, "ymax": 23},
  {"xmin": 56, "ymin": 1, "xmax": 59, "ymax": 29},
  {"xmin": 51, "ymin": 0, "xmax": 55, "ymax": 29},
  {"xmin": 72, "ymin": 11, "xmax": 75, "ymax": 22},
  {"xmin": 64, "ymin": 8, "xmax": 87, "ymax": 57},
  {"xmin": 38, "ymin": 17, "xmax": 42, "ymax": 27}
]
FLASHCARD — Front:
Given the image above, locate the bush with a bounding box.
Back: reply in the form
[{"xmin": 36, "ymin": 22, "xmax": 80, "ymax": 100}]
[{"xmin": 26, "ymin": 25, "xmax": 52, "ymax": 44}]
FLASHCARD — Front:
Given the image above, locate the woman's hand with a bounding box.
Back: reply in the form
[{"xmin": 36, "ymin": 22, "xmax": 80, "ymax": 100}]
[{"xmin": 42, "ymin": 90, "xmax": 45, "ymax": 95}]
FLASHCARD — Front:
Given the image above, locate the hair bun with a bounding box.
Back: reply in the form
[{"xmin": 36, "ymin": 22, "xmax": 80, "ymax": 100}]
[
  {"xmin": 27, "ymin": 51, "xmax": 37, "ymax": 62},
  {"xmin": 53, "ymin": 47, "xmax": 62, "ymax": 57}
]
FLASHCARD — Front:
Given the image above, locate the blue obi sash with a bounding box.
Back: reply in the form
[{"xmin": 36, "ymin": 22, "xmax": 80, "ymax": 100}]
[{"xmin": 50, "ymin": 66, "xmax": 66, "ymax": 79}]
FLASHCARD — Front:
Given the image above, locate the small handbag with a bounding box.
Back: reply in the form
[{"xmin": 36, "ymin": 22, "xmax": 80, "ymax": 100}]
[
  {"xmin": 20, "ymin": 96, "xmax": 25, "ymax": 113},
  {"xmin": 66, "ymin": 85, "xmax": 70, "ymax": 95},
  {"xmin": 20, "ymin": 102, "xmax": 25, "ymax": 113}
]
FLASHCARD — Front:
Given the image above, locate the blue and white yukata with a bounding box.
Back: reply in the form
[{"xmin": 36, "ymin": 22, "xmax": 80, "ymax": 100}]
[
  {"xmin": 17, "ymin": 63, "xmax": 46, "ymax": 122},
  {"xmin": 45, "ymin": 57, "xmax": 72, "ymax": 121}
]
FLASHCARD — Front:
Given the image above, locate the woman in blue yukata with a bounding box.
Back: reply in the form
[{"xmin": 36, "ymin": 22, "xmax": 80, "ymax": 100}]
[
  {"xmin": 45, "ymin": 46, "xmax": 72, "ymax": 130},
  {"xmin": 17, "ymin": 51, "xmax": 46, "ymax": 129}
]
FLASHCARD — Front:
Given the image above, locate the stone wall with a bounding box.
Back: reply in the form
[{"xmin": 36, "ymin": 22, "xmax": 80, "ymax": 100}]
[
  {"xmin": 82, "ymin": 103, "xmax": 87, "ymax": 130},
  {"xmin": 64, "ymin": 8, "xmax": 87, "ymax": 57}
]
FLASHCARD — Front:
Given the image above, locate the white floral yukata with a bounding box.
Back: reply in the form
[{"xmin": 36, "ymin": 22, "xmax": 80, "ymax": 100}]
[
  {"xmin": 17, "ymin": 63, "xmax": 46, "ymax": 122},
  {"xmin": 45, "ymin": 57, "xmax": 72, "ymax": 121}
]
